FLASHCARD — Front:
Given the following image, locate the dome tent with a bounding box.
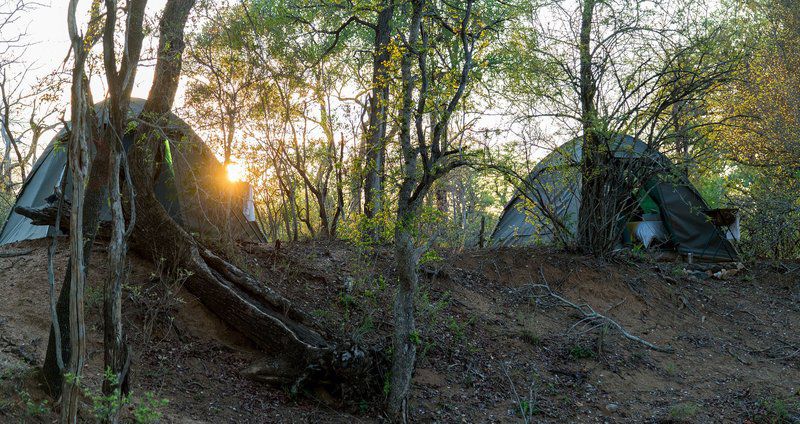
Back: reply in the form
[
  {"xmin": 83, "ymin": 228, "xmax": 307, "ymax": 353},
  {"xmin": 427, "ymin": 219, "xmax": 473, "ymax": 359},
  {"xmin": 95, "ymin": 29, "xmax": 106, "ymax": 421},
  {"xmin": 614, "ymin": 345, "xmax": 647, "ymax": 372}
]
[
  {"xmin": 490, "ymin": 135, "xmax": 738, "ymax": 262},
  {"xmin": 0, "ymin": 99, "xmax": 266, "ymax": 245}
]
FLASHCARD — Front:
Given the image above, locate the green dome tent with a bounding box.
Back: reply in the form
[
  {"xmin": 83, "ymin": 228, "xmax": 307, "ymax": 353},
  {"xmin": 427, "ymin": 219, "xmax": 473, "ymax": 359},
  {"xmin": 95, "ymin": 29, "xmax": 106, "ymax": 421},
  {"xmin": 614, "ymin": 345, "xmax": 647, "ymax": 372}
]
[
  {"xmin": 0, "ymin": 99, "xmax": 266, "ymax": 245},
  {"xmin": 490, "ymin": 135, "xmax": 739, "ymax": 262}
]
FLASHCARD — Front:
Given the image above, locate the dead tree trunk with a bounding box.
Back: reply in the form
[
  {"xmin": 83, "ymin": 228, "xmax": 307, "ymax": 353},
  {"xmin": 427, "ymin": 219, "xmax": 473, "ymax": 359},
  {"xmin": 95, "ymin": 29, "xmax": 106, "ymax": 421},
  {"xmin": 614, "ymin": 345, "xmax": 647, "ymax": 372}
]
[
  {"xmin": 61, "ymin": 2, "xmax": 92, "ymax": 421},
  {"xmin": 41, "ymin": 78, "xmax": 106, "ymax": 401}
]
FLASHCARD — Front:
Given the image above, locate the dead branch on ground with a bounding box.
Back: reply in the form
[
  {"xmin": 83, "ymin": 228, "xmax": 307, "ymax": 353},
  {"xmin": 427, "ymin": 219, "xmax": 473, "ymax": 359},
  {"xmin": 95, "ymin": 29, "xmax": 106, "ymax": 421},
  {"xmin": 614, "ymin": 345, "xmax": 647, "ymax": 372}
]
[
  {"xmin": 0, "ymin": 248, "xmax": 33, "ymax": 257},
  {"xmin": 531, "ymin": 268, "xmax": 674, "ymax": 353}
]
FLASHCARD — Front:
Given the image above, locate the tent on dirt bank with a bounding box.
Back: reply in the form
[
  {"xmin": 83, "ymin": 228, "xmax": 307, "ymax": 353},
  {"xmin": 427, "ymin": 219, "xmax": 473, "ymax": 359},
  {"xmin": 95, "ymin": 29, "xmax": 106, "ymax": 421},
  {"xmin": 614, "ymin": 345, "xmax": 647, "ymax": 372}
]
[
  {"xmin": 490, "ymin": 135, "xmax": 739, "ymax": 262},
  {"xmin": 0, "ymin": 99, "xmax": 266, "ymax": 245}
]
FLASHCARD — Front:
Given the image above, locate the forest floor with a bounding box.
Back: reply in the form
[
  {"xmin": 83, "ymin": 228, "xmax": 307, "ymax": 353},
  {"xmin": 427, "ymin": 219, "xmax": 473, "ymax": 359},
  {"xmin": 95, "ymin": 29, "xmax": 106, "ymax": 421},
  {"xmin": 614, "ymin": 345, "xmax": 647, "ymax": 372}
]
[{"xmin": 0, "ymin": 237, "xmax": 798, "ymax": 423}]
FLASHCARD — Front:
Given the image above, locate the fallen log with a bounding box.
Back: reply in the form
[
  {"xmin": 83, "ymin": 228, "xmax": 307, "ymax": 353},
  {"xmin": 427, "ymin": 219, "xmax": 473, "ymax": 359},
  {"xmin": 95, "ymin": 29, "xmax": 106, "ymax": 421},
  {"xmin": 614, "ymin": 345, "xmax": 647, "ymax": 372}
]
[
  {"xmin": 16, "ymin": 202, "xmax": 68, "ymax": 227},
  {"xmin": 0, "ymin": 248, "xmax": 34, "ymax": 258},
  {"xmin": 15, "ymin": 200, "xmax": 112, "ymax": 239}
]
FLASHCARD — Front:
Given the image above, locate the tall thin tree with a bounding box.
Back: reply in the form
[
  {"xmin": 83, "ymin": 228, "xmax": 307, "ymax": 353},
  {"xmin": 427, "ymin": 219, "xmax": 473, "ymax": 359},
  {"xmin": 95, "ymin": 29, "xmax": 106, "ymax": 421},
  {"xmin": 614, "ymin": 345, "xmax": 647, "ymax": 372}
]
[{"xmin": 61, "ymin": 1, "xmax": 93, "ymax": 421}]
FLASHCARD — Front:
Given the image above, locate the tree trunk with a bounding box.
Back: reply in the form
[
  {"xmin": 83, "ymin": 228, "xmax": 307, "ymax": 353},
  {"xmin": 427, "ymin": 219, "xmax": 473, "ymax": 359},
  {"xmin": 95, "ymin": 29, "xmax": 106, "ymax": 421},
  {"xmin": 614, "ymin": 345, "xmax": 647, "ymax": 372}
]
[
  {"xmin": 388, "ymin": 0, "xmax": 423, "ymax": 419},
  {"xmin": 388, "ymin": 217, "xmax": 419, "ymax": 422},
  {"xmin": 61, "ymin": 3, "xmax": 92, "ymax": 420},
  {"xmin": 478, "ymin": 216, "xmax": 485, "ymax": 248},
  {"xmin": 672, "ymin": 100, "xmax": 690, "ymax": 178},
  {"xmin": 435, "ymin": 185, "xmax": 448, "ymax": 218},
  {"xmin": 103, "ymin": 135, "xmax": 130, "ymax": 409},
  {"xmin": 575, "ymin": 0, "xmax": 607, "ymax": 256},
  {"xmin": 41, "ymin": 116, "xmax": 108, "ymax": 396},
  {"xmin": 42, "ymin": 262, "xmax": 71, "ymax": 397},
  {"xmin": 363, "ymin": 0, "xmax": 394, "ymax": 226},
  {"xmin": 100, "ymin": 0, "xmax": 147, "ymax": 409}
]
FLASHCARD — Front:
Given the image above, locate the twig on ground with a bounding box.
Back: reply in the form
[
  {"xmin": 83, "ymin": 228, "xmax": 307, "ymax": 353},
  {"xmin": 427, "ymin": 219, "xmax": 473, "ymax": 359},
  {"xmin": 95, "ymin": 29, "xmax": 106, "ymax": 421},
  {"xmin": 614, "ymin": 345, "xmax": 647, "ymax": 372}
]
[
  {"xmin": 782, "ymin": 347, "xmax": 800, "ymax": 359},
  {"xmin": 500, "ymin": 361, "xmax": 536, "ymax": 424},
  {"xmin": 724, "ymin": 343, "xmax": 751, "ymax": 365},
  {"xmin": 0, "ymin": 248, "xmax": 33, "ymax": 257},
  {"xmin": 531, "ymin": 268, "xmax": 674, "ymax": 353}
]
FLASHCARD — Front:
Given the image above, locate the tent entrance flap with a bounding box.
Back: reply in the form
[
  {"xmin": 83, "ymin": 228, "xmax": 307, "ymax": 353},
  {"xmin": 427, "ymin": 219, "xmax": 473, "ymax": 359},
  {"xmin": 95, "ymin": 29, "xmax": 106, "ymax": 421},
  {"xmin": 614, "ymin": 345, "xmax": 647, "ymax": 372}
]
[{"xmin": 648, "ymin": 181, "xmax": 738, "ymax": 261}]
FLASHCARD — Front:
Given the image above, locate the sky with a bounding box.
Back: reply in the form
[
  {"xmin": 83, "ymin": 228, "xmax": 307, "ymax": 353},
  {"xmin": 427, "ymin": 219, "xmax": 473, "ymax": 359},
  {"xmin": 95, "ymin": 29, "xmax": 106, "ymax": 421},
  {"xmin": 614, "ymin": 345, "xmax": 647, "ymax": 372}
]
[
  {"xmin": 3, "ymin": 0, "xmax": 180, "ymax": 154},
  {"xmin": 18, "ymin": 0, "xmax": 171, "ymax": 100}
]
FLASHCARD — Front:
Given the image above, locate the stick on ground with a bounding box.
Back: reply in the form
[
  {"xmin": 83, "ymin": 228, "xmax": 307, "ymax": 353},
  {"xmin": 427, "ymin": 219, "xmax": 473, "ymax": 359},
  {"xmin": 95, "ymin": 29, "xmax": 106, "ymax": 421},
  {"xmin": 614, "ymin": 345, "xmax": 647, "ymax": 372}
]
[{"xmin": 533, "ymin": 268, "xmax": 674, "ymax": 353}]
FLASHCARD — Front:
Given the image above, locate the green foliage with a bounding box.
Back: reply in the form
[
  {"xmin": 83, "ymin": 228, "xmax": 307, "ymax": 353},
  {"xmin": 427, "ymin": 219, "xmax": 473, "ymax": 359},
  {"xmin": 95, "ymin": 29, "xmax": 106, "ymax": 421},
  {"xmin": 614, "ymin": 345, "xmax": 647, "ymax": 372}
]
[
  {"xmin": 409, "ymin": 330, "xmax": 422, "ymax": 346},
  {"xmin": 417, "ymin": 288, "xmax": 451, "ymax": 326},
  {"xmin": 419, "ymin": 248, "xmax": 442, "ymax": 266},
  {"xmin": 668, "ymin": 402, "xmax": 699, "ymax": 421},
  {"xmin": 568, "ymin": 344, "xmax": 595, "ymax": 360},
  {"xmin": 518, "ymin": 399, "xmax": 540, "ymax": 418},
  {"xmin": 754, "ymin": 397, "xmax": 799, "ymax": 423},
  {"xmin": 17, "ymin": 390, "xmax": 48, "ymax": 417},
  {"xmin": 0, "ymin": 191, "xmax": 15, "ymax": 229},
  {"xmin": 63, "ymin": 368, "xmax": 170, "ymax": 423},
  {"xmin": 446, "ymin": 315, "xmax": 476, "ymax": 344},
  {"xmin": 86, "ymin": 368, "xmax": 128, "ymax": 422},
  {"xmin": 338, "ymin": 291, "xmax": 356, "ymax": 309},
  {"xmin": 629, "ymin": 243, "xmax": 647, "ymax": 261},
  {"xmin": 726, "ymin": 166, "xmax": 800, "ymax": 259},
  {"xmin": 692, "ymin": 168, "xmax": 727, "ymax": 209},
  {"xmin": 446, "ymin": 316, "xmax": 466, "ymax": 343},
  {"xmin": 125, "ymin": 119, "xmax": 139, "ymax": 134},
  {"xmin": 382, "ymin": 373, "xmax": 392, "ymax": 397},
  {"xmin": 85, "ymin": 283, "xmax": 104, "ymax": 308},
  {"xmin": 132, "ymin": 392, "xmax": 170, "ymax": 424},
  {"xmin": 353, "ymin": 315, "xmax": 375, "ymax": 340},
  {"xmin": 340, "ymin": 208, "xmax": 396, "ymax": 247},
  {"xmin": 520, "ymin": 329, "xmax": 540, "ymax": 346},
  {"xmin": 763, "ymin": 398, "xmax": 790, "ymax": 422}
]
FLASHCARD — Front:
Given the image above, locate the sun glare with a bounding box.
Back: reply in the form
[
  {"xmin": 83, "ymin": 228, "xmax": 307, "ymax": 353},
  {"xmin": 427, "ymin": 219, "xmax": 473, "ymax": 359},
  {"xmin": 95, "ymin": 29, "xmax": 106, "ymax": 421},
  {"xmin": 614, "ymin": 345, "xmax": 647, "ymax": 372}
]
[{"xmin": 226, "ymin": 162, "xmax": 244, "ymax": 182}]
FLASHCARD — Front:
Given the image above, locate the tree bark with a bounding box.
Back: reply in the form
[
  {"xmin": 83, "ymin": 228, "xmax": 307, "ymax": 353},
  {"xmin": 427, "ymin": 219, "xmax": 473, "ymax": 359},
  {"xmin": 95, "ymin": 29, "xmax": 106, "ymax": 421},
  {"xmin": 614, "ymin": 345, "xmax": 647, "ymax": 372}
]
[
  {"xmin": 60, "ymin": 2, "xmax": 92, "ymax": 421},
  {"xmin": 101, "ymin": 0, "xmax": 147, "ymax": 411},
  {"xmin": 363, "ymin": 0, "xmax": 394, "ymax": 227},
  {"xmin": 478, "ymin": 215, "xmax": 485, "ymax": 248},
  {"xmin": 388, "ymin": 0, "xmax": 423, "ymax": 419}
]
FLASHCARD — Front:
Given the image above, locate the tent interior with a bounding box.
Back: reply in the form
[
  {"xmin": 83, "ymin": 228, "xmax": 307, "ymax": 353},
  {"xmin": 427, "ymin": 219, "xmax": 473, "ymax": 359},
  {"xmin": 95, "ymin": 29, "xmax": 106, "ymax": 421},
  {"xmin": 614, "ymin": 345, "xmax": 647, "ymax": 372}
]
[
  {"xmin": 490, "ymin": 136, "xmax": 739, "ymax": 262},
  {"xmin": 0, "ymin": 99, "xmax": 266, "ymax": 246}
]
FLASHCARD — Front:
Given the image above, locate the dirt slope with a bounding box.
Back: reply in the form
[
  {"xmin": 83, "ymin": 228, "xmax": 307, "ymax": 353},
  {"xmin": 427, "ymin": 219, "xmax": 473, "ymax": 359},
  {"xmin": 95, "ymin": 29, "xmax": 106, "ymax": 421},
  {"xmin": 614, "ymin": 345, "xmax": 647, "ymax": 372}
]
[{"xmin": 0, "ymin": 238, "xmax": 798, "ymax": 422}]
